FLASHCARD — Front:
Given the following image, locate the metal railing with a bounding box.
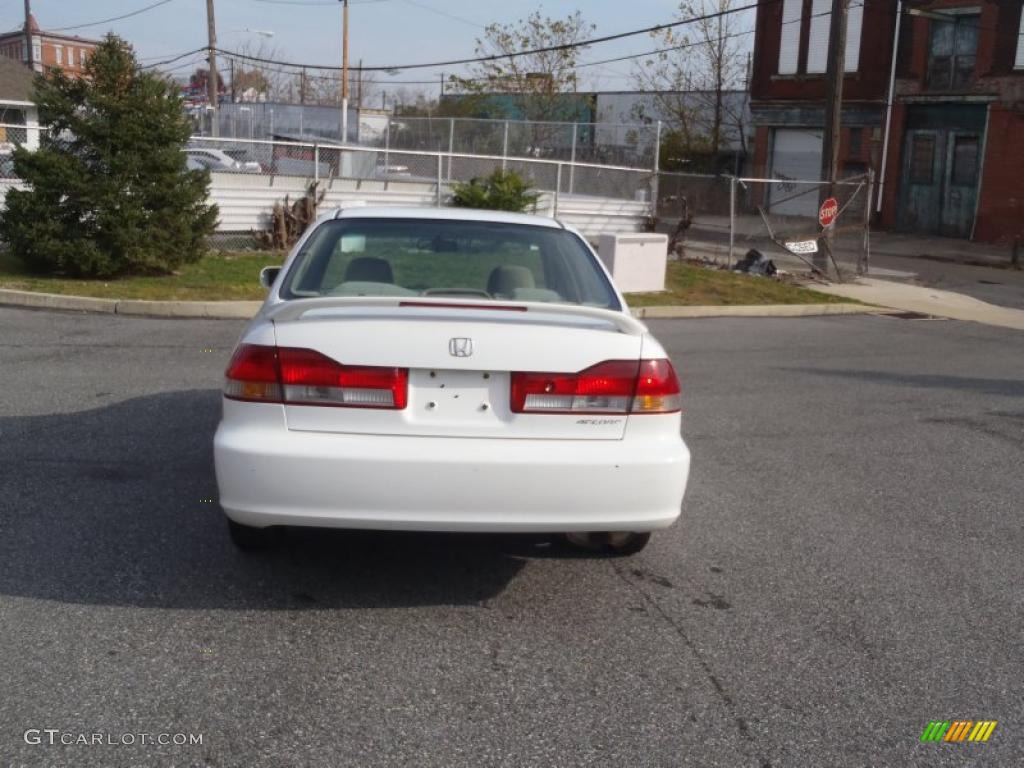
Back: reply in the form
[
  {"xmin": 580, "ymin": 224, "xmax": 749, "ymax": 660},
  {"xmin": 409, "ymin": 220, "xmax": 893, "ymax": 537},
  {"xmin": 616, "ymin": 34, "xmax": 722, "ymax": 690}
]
[
  {"xmin": 0, "ymin": 128, "xmax": 659, "ymax": 248},
  {"xmin": 187, "ymin": 135, "xmax": 657, "ymax": 203}
]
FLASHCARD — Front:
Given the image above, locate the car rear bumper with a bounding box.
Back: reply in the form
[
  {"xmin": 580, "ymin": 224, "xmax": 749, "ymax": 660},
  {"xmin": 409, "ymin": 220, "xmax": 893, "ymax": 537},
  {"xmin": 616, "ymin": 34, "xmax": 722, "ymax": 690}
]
[{"xmin": 214, "ymin": 405, "xmax": 690, "ymax": 533}]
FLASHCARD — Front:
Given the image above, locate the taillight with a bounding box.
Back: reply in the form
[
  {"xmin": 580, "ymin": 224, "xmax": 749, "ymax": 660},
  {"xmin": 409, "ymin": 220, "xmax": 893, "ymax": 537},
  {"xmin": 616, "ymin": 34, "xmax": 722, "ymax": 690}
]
[
  {"xmin": 632, "ymin": 359, "xmax": 682, "ymax": 414},
  {"xmin": 510, "ymin": 359, "xmax": 681, "ymax": 415},
  {"xmin": 278, "ymin": 348, "xmax": 407, "ymax": 409},
  {"xmin": 224, "ymin": 344, "xmax": 282, "ymax": 403},
  {"xmin": 224, "ymin": 344, "xmax": 407, "ymax": 409}
]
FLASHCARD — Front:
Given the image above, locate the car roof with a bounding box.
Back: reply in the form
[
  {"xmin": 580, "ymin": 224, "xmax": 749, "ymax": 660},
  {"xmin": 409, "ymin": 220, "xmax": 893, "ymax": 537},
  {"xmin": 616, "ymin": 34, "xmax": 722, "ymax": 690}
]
[{"xmin": 332, "ymin": 206, "xmax": 563, "ymax": 229}]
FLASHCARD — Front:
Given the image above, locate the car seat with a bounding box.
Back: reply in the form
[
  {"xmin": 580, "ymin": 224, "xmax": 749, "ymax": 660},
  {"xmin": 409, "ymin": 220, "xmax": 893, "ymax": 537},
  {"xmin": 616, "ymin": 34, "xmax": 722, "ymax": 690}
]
[
  {"xmin": 344, "ymin": 257, "xmax": 393, "ymax": 283},
  {"xmin": 486, "ymin": 265, "xmax": 535, "ymax": 298}
]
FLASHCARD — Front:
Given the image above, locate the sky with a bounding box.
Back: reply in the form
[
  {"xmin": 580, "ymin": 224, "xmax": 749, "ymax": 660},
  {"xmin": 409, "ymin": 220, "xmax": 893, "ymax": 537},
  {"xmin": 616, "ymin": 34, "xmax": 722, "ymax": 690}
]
[{"xmin": 1, "ymin": 0, "xmax": 755, "ymax": 96}]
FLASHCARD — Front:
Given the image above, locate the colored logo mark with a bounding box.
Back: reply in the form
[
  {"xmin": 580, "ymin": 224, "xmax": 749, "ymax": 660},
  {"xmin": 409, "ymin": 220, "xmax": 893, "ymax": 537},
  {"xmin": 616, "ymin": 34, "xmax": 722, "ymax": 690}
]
[{"xmin": 921, "ymin": 721, "xmax": 997, "ymax": 742}]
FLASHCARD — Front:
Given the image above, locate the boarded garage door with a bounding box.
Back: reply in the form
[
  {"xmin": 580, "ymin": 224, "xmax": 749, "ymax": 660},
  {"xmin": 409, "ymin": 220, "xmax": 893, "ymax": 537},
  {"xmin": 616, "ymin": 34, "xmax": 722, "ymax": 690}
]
[{"xmin": 769, "ymin": 128, "xmax": 823, "ymax": 218}]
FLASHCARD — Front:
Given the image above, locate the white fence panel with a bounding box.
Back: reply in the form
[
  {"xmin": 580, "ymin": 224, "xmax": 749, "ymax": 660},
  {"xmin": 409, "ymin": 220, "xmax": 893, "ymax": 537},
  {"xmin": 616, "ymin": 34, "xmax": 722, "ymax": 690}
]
[{"xmin": 207, "ymin": 174, "xmax": 651, "ymax": 239}]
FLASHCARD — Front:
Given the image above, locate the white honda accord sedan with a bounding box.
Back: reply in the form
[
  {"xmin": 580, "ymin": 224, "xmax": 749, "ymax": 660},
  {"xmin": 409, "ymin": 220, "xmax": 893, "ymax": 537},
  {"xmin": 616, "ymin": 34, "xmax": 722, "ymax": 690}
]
[{"xmin": 214, "ymin": 207, "xmax": 690, "ymax": 555}]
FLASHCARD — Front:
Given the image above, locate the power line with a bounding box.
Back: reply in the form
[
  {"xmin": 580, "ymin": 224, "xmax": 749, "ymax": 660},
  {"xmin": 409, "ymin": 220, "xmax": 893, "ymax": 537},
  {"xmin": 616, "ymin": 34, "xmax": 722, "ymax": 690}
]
[
  {"xmin": 141, "ymin": 47, "xmax": 208, "ymax": 70},
  {"xmin": 250, "ymin": 0, "xmax": 390, "ymax": 5},
  {"xmin": 51, "ymin": 0, "xmax": 179, "ymax": 31},
  {"xmin": 148, "ymin": 0, "xmax": 871, "ymax": 86},
  {"xmin": 143, "ymin": 0, "xmax": 762, "ymax": 85},
  {"xmin": 399, "ymin": 0, "xmax": 483, "ymax": 29},
  {"xmin": 212, "ymin": 0, "xmax": 768, "ymax": 73}
]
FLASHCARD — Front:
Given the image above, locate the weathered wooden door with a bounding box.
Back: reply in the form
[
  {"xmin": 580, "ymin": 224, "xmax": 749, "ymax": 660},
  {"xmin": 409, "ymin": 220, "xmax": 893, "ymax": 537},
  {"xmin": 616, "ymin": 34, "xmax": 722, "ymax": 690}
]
[
  {"xmin": 940, "ymin": 132, "xmax": 981, "ymax": 238},
  {"xmin": 897, "ymin": 130, "xmax": 943, "ymax": 234},
  {"xmin": 896, "ymin": 105, "xmax": 986, "ymax": 238}
]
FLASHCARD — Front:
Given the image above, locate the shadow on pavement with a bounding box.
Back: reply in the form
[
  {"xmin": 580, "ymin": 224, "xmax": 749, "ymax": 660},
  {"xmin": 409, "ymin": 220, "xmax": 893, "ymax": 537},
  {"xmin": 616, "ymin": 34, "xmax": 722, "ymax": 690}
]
[
  {"xmin": 780, "ymin": 367, "xmax": 1024, "ymax": 397},
  {"xmin": 0, "ymin": 389, "xmax": 580, "ymax": 610}
]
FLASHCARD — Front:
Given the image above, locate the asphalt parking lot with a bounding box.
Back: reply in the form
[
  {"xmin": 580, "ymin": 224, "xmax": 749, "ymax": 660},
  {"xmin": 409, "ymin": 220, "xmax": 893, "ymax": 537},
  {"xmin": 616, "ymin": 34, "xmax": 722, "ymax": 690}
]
[{"xmin": 1, "ymin": 306, "xmax": 1021, "ymax": 767}]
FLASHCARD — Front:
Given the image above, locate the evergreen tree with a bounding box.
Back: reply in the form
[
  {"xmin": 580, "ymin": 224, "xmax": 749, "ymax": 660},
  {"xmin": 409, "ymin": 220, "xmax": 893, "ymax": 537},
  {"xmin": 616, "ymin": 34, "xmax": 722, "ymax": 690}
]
[{"xmin": 0, "ymin": 35, "xmax": 217, "ymax": 277}]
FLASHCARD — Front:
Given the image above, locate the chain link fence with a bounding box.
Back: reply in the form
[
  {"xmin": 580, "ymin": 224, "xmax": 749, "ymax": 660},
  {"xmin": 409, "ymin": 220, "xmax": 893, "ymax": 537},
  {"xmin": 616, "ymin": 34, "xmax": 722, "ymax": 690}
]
[
  {"xmin": 651, "ymin": 169, "xmax": 873, "ymax": 280},
  {"xmin": 731, "ymin": 175, "xmax": 873, "ymax": 279},
  {"xmin": 185, "ymin": 136, "xmax": 656, "ymax": 250},
  {"xmin": 384, "ymin": 116, "xmax": 659, "ymax": 170},
  {"xmin": 0, "ymin": 124, "xmax": 657, "ymax": 253},
  {"xmin": 190, "ymin": 107, "xmax": 663, "ymax": 170}
]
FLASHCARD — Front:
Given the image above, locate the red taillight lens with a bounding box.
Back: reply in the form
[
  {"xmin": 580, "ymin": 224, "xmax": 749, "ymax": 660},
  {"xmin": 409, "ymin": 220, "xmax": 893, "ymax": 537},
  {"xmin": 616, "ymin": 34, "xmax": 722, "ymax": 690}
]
[
  {"xmin": 510, "ymin": 359, "xmax": 680, "ymax": 415},
  {"xmin": 632, "ymin": 359, "xmax": 682, "ymax": 413},
  {"xmin": 278, "ymin": 347, "xmax": 407, "ymax": 409},
  {"xmin": 224, "ymin": 344, "xmax": 282, "ymax": 402},
  {"xmin": 224, "ymin": 344, "xmax": 407, "ymax": 409},
  {"xmin": 511, "ymin": 360, "xmax": 637, "ymax": 414}
]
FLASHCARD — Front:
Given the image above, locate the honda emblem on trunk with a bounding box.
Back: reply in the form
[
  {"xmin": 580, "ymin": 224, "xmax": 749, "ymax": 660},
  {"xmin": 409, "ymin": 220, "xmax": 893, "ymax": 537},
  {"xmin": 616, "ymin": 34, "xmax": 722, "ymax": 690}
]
[{"xmin": 449, "ymin": 337, "xmax": 473, "ymax": 357}]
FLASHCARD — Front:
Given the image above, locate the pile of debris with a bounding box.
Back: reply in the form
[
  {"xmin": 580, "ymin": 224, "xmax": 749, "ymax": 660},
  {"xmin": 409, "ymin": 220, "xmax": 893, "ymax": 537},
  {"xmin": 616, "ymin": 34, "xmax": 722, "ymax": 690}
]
[
  {"xmin": 732, "ymin": 248, "xmax": 777, "ymax": 277},
  {"xmin": 253, "ymin": 182, "xmax": 326, "ymax": 251}
]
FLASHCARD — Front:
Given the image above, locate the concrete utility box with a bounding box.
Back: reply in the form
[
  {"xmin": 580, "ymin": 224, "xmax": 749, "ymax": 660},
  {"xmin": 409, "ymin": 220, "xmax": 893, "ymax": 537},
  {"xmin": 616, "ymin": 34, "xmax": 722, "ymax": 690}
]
[{"xmin": 597, "ymin": 233, "xmax": 669, "ymax": 293}]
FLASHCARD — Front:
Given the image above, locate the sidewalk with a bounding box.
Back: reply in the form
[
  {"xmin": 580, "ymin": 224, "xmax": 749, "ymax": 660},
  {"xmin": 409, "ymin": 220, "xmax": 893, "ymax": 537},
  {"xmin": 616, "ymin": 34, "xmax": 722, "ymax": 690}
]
[
  {"xmin": 675, "ymin": 216, "xmax": 1019, "ymax": 270},
  {"xmin": 811, "ymin": 277, "xmax": 1024, "ymax": 331}
]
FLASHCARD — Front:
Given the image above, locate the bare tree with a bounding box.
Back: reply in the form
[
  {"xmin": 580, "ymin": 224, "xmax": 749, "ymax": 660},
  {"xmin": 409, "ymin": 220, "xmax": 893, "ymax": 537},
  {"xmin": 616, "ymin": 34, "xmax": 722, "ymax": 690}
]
[
  {"xmin": 226, "ymin": 40, "xmax": 293, "ymax": 102},
  {"xmin": 632, "ymin": 1, "xmax": 749, "ymax": 164},
  {"xmin": 452, "ymin": 10, "xmax": 594, "ymax": 124}
]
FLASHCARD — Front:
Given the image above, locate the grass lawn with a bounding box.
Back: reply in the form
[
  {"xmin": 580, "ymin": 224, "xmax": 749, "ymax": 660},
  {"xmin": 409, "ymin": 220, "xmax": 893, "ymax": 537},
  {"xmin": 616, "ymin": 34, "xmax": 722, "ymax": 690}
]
[
  {"xmin": 625, "ymin": 261, "xmax": 850, "ymax": 307},
  {"xmin": 0, "ymin": 250, "xmax": 847, "ymax": 307},
  {"xmin": 0, "ymin": 250, "xmax": 281, "ymax": 301}
]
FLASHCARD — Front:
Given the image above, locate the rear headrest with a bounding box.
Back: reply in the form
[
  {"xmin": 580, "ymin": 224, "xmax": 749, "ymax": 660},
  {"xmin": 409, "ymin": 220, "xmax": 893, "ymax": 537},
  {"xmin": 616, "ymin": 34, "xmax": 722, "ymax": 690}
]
[
  {"xmin": 344, "ymin": 256, "xmax": 393, "ymax": 284},
  {"xmin": 487, "ymin": 265, "xmax": 535, "ymax": 297}
]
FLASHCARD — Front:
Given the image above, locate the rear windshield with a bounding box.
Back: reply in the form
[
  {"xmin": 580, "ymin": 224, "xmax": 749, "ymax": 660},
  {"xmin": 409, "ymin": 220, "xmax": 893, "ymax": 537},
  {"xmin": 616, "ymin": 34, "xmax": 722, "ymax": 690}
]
[{"xmin": 279, "ymin": 218, "xmax": 620, "ymax": 310}]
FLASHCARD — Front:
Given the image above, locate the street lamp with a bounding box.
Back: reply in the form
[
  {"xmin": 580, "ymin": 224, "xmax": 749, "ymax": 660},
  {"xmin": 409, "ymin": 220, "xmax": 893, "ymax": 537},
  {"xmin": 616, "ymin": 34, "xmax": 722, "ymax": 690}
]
[
  {"xmin": 877, "ymin": 5, "xmax": 956, "ymax": 213},
  {"xmin": 225, "ymin": 28, "xmax": 274, "ymax": 37}
]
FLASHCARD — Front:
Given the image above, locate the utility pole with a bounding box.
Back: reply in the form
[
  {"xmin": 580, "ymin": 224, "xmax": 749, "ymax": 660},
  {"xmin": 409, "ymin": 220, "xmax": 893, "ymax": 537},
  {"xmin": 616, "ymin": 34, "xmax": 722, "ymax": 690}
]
[
  {"xmin": 821, "ymin": 0, "xmax": 849, "ymax": 195},
  {"xmin": 23, "ymin": 0, "xmax": 33, "ymax": 72},
  {"xmin": 340, "ymin": 0, "xmax": 349, "ymax": 144},
  {"xmin": 229, "ymin": 58, "xmax": 235, "ymax": 103},
  {"xmin": 205, "ymin": 0, "xmax": 219, "ymax": 137},
  {"xmin": 712, "ymin": 11, "xmax": 723, "ymax": 155},
  {"xmin": 819, "ymin": 0, "xmax": 850, "ymax": 274}
]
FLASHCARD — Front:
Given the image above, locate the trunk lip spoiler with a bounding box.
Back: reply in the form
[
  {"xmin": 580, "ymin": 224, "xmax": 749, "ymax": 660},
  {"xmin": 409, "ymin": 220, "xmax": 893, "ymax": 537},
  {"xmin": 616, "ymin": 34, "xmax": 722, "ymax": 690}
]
[{"xmin": 264, "ymin": 296, "xmax": 647, "ymax": 336}]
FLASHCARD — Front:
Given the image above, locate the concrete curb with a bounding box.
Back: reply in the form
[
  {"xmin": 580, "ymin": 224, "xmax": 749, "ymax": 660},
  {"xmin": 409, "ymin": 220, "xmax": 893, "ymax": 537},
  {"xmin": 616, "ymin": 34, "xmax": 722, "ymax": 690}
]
[
  {"xmin": 0, "ymin": 289, "xmax": 261, "ymax": 319},
  {"xmin": 0, "ymin": 287, "xmax": 880, "ymax": 321},
  {"xmin": 631, "ymin": 303, "xmax": 884, "ymax": 319}
]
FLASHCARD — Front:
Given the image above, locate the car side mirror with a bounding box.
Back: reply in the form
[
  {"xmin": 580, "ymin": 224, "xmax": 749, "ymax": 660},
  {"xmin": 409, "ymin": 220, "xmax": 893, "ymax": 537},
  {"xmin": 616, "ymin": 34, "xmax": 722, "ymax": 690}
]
[{"xmin": 259, "ymin": 266, "xmax": 281, "ymax": 290}]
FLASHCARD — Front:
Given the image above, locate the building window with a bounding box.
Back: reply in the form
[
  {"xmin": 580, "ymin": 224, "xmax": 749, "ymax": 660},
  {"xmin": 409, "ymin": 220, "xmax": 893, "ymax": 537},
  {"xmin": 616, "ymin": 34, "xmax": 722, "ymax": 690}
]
[
  {"xmin": 54, "ymin": 45, "xmax": 62, "ymax": 65},
  {"xmin": 806, "ymin": 0, "xmax": 864, "ymax": 73},
  {"xmin": 778, "ymin": 0, "xmax": 802, "ymax": 75},
  {"xmin": 927, "ymin": 14, "xmax": 980, "ymax": 90},
  {"xmin": 1016, "ymin": 9, "xmax": 1024, "ymax": 69},
  {"xmin": 80, "ymin": 49, "xmax": 88, "ymax": 66},
  {"xmin": 950, "ymin": 136, "xmax": 979, "ymax": 186},
  {"xmin": 910, "ymin": 135, "xmax": 935, "ymax": 184},
  {"xmin": 67, "ymin": 47, "xmax": 74, "ymax": 68},
  {"xmin": 779, "ymin": 0, "xmax": 864, "ymax": 75}
]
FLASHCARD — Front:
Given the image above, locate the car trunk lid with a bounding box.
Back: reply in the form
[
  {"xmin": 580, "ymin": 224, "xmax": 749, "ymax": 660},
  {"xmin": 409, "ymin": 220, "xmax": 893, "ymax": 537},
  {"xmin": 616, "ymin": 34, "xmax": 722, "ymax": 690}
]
[{"xmin": 268, "ymin": 299, "xmax": 645, "ymax": 440}]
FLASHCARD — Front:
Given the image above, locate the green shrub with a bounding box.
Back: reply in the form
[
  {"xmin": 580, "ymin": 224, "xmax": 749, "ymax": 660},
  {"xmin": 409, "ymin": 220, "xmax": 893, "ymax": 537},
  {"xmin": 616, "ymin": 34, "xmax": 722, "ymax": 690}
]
[
  {"xmin": 0, "ymin": 35, "xmax": 217, "ymax": 278},
  {"xmin": 451, "ymin": 169, "xmax": 540, "ymax": 213}
]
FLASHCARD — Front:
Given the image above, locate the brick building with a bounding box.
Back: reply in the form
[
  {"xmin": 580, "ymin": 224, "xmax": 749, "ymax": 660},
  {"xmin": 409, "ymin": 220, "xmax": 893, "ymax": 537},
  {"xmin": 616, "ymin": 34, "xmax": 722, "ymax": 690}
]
[
  {"xmin": 0, "ymin": 13, "xmax": 99, "ymax": 77},
  {"xmin": 749, "ymin": 0, "xmax": 1024, "ymax": 243}
]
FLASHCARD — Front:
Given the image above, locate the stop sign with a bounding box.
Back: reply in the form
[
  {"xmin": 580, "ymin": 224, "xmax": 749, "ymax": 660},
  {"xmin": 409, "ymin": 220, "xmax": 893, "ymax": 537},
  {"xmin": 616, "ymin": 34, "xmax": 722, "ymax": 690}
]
[{"xmin": 819, "ymin": 197, "xmax": 839, "ymax": 228}]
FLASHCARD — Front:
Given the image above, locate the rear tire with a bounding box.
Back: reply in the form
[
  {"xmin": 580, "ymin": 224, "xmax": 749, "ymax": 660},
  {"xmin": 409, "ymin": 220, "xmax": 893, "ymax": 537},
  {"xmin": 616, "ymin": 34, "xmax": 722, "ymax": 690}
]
[
  {"xmin": 566, "ymin": 531, "xmax": 652, "ymax": 556},
  {"xmin": 227, "ymin": 518, "xmax": 284, "ymax": 551}
]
